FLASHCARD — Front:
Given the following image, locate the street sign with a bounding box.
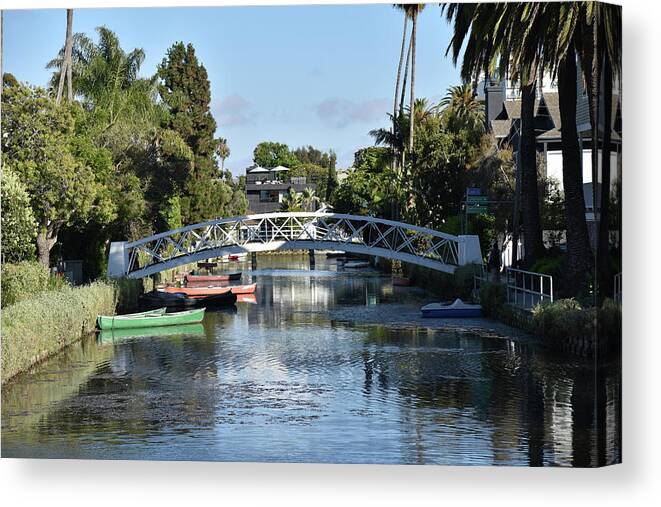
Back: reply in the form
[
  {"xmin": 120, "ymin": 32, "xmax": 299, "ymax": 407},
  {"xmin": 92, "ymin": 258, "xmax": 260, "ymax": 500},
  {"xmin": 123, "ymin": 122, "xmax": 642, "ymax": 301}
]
[
  {"xmin": 466, "ymin": 187, "xmax": 481, "ymax": 196},
  {"xmin": 466, "ymin": 205, "xmax": 489, "ymax": 215},
  {"xmin": 466, "ymin": 196, "xmax": 489, "ymax": 204}
]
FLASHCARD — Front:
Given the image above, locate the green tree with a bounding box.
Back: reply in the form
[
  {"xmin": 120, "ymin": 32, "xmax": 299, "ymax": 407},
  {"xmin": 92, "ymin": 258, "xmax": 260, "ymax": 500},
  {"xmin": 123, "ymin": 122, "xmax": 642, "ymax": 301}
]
[
  {"xmin": 443, "ymin": 2, "xmax": 544, "ymax": 267},
  {"xmin": 279, "ymin": 188, "xmax": 303, "ymax": 212},
  {"xmin": 1, "ymin": 82, "xmax": 113, "ymax": 267},
  {"xmin": 158, "ymin": 41, "xmax": 222, "ymax": 224},
  {"xmin": 301, "ymin": 187, "xmax": 320, "ymax": 212},
  {"xmin": 253, "ymin": 141, "xmax": 299, "ymax": 168},
  {"xmin": 0, "ymin": 167, "xmax": 37, "ymax": 262},
  {"xmin": 216, "ymin": 137, "xmax": 230, "ymax": 171}
]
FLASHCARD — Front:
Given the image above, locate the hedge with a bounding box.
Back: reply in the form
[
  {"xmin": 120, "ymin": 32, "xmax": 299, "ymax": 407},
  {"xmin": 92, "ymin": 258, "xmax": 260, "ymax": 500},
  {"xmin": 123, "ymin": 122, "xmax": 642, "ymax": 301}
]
[
  {"xmin": 1, "ymin": 281, "xmax": 116, "ymax": 383},
  {"xmin": 1, "ymin": 261, "xmax": 51, "ymax": 307}
]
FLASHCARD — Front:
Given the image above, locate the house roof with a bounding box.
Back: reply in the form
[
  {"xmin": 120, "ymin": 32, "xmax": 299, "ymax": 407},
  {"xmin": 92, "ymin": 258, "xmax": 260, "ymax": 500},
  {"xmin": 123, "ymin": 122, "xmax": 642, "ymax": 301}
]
[{"xmin": 491, "ymin": 119, "xmax": 513, "ymax": 138}]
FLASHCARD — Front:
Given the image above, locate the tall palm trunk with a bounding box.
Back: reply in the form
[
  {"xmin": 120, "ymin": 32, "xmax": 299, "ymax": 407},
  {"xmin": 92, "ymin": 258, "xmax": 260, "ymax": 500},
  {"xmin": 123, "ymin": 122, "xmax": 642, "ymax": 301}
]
[
  {"xmin": 408, "ymin": 10, "xmax": 417, "ymax": 152},
  {"xmin": 56, "ymin": 9, "xmax": 74, "ymax": 104},
  {"xmin": 399, "ymin": 38, "xmax": 412, "ymax": 172},
  {"xmin": 598, "ymin": 59, "xmax": 613, "ymax": 299},
  {"xmin": 520, "ymin": 81, "xmax": 544, "ymax": 265},
  {"xmin": 558, "ymin": 47, "xmax": 593, "ymax": 289},
  {"xmin": 393, "ymin": 15, "xmax": 409, "ymax": 149}
]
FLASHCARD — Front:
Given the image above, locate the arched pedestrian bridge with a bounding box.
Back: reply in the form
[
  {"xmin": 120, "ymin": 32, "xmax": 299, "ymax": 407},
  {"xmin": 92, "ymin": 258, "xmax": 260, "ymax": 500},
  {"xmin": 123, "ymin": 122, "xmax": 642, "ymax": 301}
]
[{"xmin": 107, "ymin": 212, "xmax": 483, "ymax": 279}]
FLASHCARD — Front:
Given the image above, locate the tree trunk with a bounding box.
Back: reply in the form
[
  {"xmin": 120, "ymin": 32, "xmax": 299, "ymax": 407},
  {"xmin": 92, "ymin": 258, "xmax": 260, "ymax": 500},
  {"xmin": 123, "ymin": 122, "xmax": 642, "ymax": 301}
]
[
  {"xmin": 66, "ymin": 9, "xmax": 73, "ymax": 102},
  {"xmin": 520, "ymin": 81, "xmax": 544, "ymax": 266},
  {"xmin": 408, "ymin": 11, "xmax": 417, "ymax": 153},
  {"xmin": 56, "ymin": 9, "xmax": 73, "ymax": 104},
  {"xmin": 598, "ymin": 59, "xmax": 613, "ymax": 299},
  {"xmin": 394, "ymin": 15, "xmax": 409, "ymax": 134},
  {"xmin": 558, "ymin": 48, "xmax": 593, "ymax": 290},
  {"xmin": 36, "ymin": 228, "xmax": 58, "ymax": 268}
]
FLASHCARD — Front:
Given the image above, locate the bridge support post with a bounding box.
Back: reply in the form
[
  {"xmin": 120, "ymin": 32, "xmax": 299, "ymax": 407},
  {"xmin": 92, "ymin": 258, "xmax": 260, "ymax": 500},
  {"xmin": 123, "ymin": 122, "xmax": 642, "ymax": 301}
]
[
  {"xmin": 308, "ymin": 249, "xmax": 315, "ymax": 269},
  {"xmin": 251, "ymin": 252, "xmax": 257, "ymax": 271}
]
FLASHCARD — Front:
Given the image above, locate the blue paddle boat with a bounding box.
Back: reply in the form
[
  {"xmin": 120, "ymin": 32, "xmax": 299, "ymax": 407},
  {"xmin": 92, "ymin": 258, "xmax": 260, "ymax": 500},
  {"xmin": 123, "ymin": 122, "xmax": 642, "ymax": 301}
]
[{"xmin": 421, "ymin": 298, "xmax": 483, "ymax": 318}]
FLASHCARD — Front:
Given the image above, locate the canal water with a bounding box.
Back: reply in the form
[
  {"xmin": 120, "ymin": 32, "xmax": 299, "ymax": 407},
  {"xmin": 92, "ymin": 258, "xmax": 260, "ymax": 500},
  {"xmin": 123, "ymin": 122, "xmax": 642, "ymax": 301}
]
[{"xmin": 1, "ymin": 254, "xmax": 620, "ymax": 466}]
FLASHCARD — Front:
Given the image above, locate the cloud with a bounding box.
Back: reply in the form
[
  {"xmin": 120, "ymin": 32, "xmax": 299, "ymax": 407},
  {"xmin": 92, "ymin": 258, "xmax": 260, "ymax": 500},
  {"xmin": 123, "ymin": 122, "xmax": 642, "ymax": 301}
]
[
  {"xmin": 315, "ymin": 97, "xmax": 390, "ymax": 129},
  {"xmin": 216, "ymin": 94, "xmax": 256, "ymax": 127}
]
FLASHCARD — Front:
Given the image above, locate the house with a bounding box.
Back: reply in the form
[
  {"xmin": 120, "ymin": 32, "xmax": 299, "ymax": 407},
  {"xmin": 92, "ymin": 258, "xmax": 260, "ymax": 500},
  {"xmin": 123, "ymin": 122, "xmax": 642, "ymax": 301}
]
[
  {"xmin": 484, "ymin": 74, "xmax": 622, "ymax": 232},
  {"xmin": 244, "ymin": 165, "xmax": 316, "ymax": 213}
]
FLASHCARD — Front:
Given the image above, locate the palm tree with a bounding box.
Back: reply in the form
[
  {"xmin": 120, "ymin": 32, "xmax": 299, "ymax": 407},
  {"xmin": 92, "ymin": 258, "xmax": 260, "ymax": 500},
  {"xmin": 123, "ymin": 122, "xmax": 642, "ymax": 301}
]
[
  {"xmin": 280, "ymin": 188, "xmax": 303, "ymax": 212},
  {"xmin": 55, "ymin": 9, "xmax": 74, "ymax": 104},
  {"xmin": 393, "ymin": 4, "xmax": 410, "ymax": 167},
  {"xmin": 439, "ymin": 84, "xmax": 485, "ymax": 133},
  {"xmin": 579, "ymin": 3, "xmax": 621, "ymax": 297},
  {"xmin": 47, "ymin": 26, "xmax": 152, "ymax": 143},
  {"xmin": 443, "ymin": 2, "xmax": 544, "ymax": 267},
  {"xmin": 407, "ymin": 4, "xmax": 426, "ymax": 153},
  {"xmin": 216, "ymin": 138, "xmax": 230, "ymax": 171},
  {"xmin": 301, "ymin": 187, "xmax": 320, "ymax": 212}
]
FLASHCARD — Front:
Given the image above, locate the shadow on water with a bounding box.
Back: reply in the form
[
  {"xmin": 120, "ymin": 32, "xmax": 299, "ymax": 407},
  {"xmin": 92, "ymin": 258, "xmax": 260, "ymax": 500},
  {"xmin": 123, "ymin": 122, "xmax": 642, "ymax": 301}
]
[{"xmin": 1, "ymin": 254, "xmax": 620, "ymax": 466}]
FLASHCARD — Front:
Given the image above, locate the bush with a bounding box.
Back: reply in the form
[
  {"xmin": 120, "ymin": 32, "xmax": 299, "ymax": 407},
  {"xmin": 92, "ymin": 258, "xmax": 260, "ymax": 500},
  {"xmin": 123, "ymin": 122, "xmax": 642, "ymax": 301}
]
[
  {"xmin": 111, "ymin": 277, "xmax": 152, "ymax": 313},
  {"xmin": 1, "ymin": 281, "xmax": 116, "ymax": 383},
  {"xmin": 479, "ymin": 281, "xmax": 507, "ymax": 317},
  {"xmin": 530, "ymin": 299, "xmax": 594, "ymax": 343},
  {"xmin": 1, "ymin": 261, "xmax": 51, "ymax": 307},
  {"xmin": 0, "ymin": 167, "xmax": 37, "ymax": 262},
  {"xmin": 453, "ymin": 263, "xmax": 482, "ymax": 300}
]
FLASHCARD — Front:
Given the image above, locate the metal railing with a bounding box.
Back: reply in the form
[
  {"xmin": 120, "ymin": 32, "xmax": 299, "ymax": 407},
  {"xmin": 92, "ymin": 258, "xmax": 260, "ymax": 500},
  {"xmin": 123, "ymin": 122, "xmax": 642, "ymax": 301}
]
[
  {"xmin": 108, "ymin": 212, "xmax": 482, "ymax": 279},
  {"xmin": 505, "ymin": 267, "xmax": 554, "ymax": 310},
  {"xmin": 614, "ymin": 272, "xmax": 622, "ymax": 304}
]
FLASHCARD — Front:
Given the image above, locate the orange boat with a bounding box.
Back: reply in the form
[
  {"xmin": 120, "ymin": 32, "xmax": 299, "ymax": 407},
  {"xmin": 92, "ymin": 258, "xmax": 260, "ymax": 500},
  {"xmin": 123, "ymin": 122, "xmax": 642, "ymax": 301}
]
[
  {"xmin": 185, "ymin": 272, "xmax": 241, "ymax": 284},
  {"xmin": 163, "ymin": 283, "xmax": 256, "ymax": 298}
]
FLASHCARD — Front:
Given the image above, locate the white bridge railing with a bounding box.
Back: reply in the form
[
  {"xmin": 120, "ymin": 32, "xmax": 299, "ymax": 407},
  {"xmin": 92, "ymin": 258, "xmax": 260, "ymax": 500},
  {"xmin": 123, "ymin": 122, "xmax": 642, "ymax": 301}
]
[
  {"xmin": 505, "ymin": 267, "xmax": 554, "ymax": 310},
  {"xmin": 108, "ymin": 212, "xmax": 482, "ymax": 279}
]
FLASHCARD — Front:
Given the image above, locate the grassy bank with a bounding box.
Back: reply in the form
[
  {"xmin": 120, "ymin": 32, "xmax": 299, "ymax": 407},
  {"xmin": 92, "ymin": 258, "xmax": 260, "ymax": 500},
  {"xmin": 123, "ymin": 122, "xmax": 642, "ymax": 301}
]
[
  {"xmin": 479, "ymin": 281, "xmax": 621, "ymax": 356},
  {"xmin": 1, "ymin": 281, "xmax": 116, "ymax": 384}
]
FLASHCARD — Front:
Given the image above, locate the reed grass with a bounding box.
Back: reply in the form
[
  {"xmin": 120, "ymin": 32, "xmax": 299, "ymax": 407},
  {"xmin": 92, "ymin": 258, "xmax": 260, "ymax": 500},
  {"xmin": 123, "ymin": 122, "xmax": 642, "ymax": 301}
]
[{"xmin": 1, "ymin": 281, "xmax": 116, "ymax": 383}]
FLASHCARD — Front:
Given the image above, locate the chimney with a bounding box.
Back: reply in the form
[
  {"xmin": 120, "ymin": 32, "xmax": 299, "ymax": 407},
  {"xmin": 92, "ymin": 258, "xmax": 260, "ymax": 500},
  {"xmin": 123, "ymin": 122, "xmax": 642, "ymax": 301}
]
[{"xmin": 484, "ymin": 78, "xmax": 505, "ymax": 128}]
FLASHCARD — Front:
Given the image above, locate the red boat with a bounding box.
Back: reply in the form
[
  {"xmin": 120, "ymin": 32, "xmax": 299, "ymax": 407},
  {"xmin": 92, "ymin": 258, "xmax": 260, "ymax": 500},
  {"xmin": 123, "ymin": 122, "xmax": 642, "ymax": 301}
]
[
  {"xmin": 163, "ymin": 283, "xmax": 256, "ymax": 298},
  {"xmin": 185, "ymin": 272, "xmax": 241, "ymax": 284}
]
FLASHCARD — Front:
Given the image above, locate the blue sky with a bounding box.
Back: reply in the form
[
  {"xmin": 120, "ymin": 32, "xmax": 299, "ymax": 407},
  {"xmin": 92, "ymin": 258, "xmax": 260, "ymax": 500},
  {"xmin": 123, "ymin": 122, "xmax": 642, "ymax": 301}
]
[{"xmin": 2, "ymin": 4, "xmax": 461, "ymax": 173}]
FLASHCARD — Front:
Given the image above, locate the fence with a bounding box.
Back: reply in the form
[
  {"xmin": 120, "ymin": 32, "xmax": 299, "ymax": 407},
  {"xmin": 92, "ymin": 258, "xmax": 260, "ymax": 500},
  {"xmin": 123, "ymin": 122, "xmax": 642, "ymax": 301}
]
[{"xmin": 505, "ymin": 267, "xmax": 554, "ymax": 310}]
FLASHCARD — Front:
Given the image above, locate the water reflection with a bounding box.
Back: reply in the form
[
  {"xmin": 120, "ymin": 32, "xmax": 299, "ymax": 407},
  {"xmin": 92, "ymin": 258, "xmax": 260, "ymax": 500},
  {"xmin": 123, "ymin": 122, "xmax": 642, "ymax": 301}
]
[{"xmin": 1, "ymin": 254, "xmax": 620, "ymax": 466}]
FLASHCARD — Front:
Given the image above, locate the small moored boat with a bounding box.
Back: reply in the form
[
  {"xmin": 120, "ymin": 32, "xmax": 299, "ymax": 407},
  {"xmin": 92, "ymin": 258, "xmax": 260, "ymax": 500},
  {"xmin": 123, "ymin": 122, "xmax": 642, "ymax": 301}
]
[
  {"xmin": 98, "ymin": 323, "xmax": 205, "ymax": 343},
  {"xmin": 344, "ymin": 260, "xmax": 370, "ymax": 269},
  {"xmin": 97, "ymin": 308, "xmax": 206, "ymax": 330},
  {"xmin": 421, "ymin": 298, "xmax": 483, "ymax": 318},
  {"xmin": 164, "ymin": 283, "xmax": 256, "ymax": 297},
  {"xmin": 227, "ymin": 253, "xmax": 247, "ymax": 261},
  {"xmin": 197, "ymin": 261, "xmax": 217, "ymax": 269},
  {"xmin": 185, "ymin": 272, "xmax": 241, "ymax": 283},
  {"xmin": 392, "ymin": 276, "xmax": 412, "ymax": 286}
]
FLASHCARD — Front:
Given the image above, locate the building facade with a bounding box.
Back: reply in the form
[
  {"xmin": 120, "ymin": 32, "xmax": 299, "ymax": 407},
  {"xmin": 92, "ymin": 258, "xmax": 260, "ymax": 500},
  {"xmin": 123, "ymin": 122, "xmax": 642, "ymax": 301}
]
[{"xmin": 245, "ymin": 165, "xmax": 316, "ymax": 213}]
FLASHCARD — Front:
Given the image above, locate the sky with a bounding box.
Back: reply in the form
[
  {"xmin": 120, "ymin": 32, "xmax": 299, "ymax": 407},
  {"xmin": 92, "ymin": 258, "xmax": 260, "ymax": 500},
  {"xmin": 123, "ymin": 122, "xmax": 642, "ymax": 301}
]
[{"xmin": 2, "ymin": 4, "xmax": 461, "ymax": 174}]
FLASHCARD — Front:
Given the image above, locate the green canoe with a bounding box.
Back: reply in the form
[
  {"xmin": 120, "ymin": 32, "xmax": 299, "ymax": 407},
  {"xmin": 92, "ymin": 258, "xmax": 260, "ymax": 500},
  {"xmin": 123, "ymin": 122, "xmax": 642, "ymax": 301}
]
[
  {"xmin": 97, "ymin": 308, "xmax": 205, "ymax": 330},
  {"xmin": 98, "ymin": 323, "xmax": 205, "ymax": 343}
]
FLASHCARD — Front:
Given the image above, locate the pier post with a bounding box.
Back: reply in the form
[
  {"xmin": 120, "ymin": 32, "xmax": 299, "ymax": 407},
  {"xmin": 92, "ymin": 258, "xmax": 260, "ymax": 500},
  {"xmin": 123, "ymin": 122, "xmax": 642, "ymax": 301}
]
[
  {"xmin": 309, "ymin": 249, "xmax": 315, "ymax": 269},
  {"xmin": 251, "ymin": 252, "xmax": 257, "ymax": 271}
]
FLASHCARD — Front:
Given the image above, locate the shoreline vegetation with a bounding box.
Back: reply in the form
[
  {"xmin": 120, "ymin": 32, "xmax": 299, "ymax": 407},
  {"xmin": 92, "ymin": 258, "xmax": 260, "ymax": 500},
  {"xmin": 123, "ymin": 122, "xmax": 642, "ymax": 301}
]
[
  {"xmin": 375, "ymin": 257, "xmax": 621, "ymax": 358},
  {"xmin": 0, "ymin": 261, "xmax": 147, "ymax": 384}
]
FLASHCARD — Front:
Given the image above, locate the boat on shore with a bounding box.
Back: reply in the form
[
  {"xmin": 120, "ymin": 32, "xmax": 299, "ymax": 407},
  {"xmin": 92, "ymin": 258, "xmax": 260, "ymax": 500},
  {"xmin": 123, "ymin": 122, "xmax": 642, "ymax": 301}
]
[
  {"xmin": 420, "ymin": 299, "xmax": 483, "ymax": 318},
  {"xmin": 97, "ymin": 308, "xmax": 206, "ymax": 330},
  {"xmin": 185, "ymin": 272, "xmax": 241, "ymax": 284}
]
